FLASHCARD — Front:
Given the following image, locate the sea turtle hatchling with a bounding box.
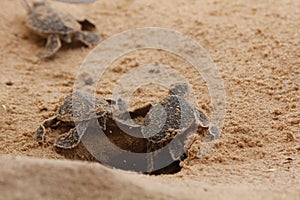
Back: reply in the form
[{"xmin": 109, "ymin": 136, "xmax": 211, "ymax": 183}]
[
  {"xmin": 142, "ymin": 82, "xmax": 213, "ymax": 173},
  {"xmin": 22, "ymin": 0, "xmax": 101, "ymax": 58},
  {"xmin": 36, "ymin": 91, "xmax": 147, "ymax": 151},
  {"xmin": 36, "ymin": 91, "xmax": 112, "ymax": 148}
]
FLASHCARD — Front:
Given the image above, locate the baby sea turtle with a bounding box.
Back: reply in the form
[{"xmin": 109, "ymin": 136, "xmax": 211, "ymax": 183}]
[
  {"xmin": 22, "ymin": 0, "xmax": 101, "ymax": 58},
  {"xmin": 142, "ymin": 83, "xmax": 211, "ymax": 173},
  {"xmin": 37, "ymin": 91, "xmax": 147, "ymax": 150},
  {"xmin": 36, "ymin": 91, "xmax": 112, "ymax": 148}
]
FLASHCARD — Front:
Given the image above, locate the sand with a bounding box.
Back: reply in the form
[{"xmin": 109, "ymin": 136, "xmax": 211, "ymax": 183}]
[{"xmin": 0, "ymin": 0, "xmax": 299, "ymax": 199}]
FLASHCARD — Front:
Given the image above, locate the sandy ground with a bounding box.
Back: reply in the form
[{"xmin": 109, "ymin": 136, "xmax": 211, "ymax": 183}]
[{"xmin": 0, "ymin": 0, "xmax": 299, "ymax": 199}]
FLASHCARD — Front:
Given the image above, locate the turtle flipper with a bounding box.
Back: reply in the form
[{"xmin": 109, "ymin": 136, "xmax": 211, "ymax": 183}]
[
  {"xmin": 75, "ymin": 31, "xmax": 101, "ymax": 47},
  {"xmin": 61, "ymin": 34, "xmax": 72, "ymax": 43},
  {"xmin": 36, "ymin": 125, "xmax": 46, "ymax": 143},
  {"xmin": 54, "ymin": 127, "xmax": 81, "ymax": 149},
  {"xmin": 36, "ymin": 116, "xmax": 58, "ymax": 144},
  {"xmin": 39, "ymin": 34, "xmax": 61, "ymax": 58},
  {"xmin": 77, "ymin": 19, "xmax": 96, "ymax": 31}
]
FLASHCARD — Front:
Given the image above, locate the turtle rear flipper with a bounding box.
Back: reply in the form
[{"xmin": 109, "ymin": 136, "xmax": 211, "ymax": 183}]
[
  {"xmin": 61, "ymin": 34, "xmax": 72, "ymax": 43},
  {"xmin": 75, "ymin": 31, "xmax": 101, "ymax": 47},
  {"xmin": 77, "ymin": 19, "xmax": 96, "ymax": 31},
  {"xmin": 38, "ymin": 34, "xmax": 61, "ymax": 58}
]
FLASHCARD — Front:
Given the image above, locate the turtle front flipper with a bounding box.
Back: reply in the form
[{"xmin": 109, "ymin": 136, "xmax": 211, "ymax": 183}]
[
  {"xmin": 36, "ymin": 116, "xmax": 58, "ymax": 144},
  {"xmin": 75, "ymin": 31, "xmax": 101, "ymax": 47},
  {"xmin": 54, "ymin": 127, "xmax": 81, "ymax": 149},
  {"xmin": 54, "ymin": 119, "xmax": 90, "ymax": 149},
  {"xmin": 38, "ymin": 34, "xmax": 61, "ymax": 58}
]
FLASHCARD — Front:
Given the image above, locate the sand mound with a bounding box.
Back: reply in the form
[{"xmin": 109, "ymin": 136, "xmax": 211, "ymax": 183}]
[{"xmin": 1, "ymin": 155, "xmax": 299, "ymax": 200}]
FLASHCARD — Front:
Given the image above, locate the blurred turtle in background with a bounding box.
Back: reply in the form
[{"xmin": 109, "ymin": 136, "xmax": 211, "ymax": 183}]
[{"xmin": 22, "ymin": 0, "xmax": 101, "ymax": 58}]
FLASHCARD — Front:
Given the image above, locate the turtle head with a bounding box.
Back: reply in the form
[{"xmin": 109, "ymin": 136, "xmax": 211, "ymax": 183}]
[{"xmin": 169, "ymin": 82, "xmax": 189, "ymax": 96}]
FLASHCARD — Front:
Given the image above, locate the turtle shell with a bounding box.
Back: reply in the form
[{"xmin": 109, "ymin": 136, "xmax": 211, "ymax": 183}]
[
  {"xmin": 142, "ymin": 83, "xmax": 207, "ymax": 147},
  {"xmin": 57, "ymin": 92, "xmax": 111, "ymax": 123},
  {"xmin": 26, "ymin": 3, "xmax": 81, "ymax": 35},
  {"xmin": 142, "ymin": 95, "xmax": 197, "ymax": 146},
  {"xmin": 141, "ymin": 83, "xmax": 210, "ymax": 174}
]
